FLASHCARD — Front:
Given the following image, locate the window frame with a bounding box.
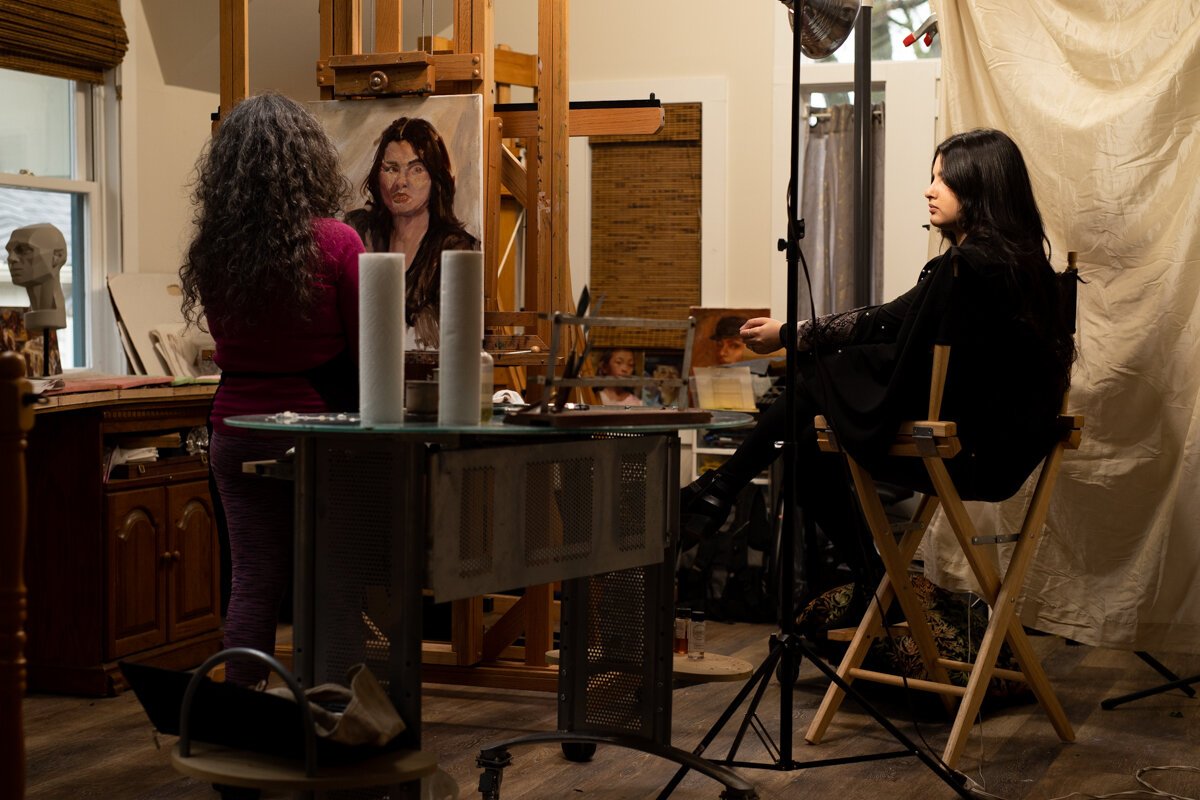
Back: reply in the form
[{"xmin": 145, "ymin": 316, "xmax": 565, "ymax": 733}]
[{"xmin": 0, "ymin": 72, "xmax": 123, "ymax": 372}]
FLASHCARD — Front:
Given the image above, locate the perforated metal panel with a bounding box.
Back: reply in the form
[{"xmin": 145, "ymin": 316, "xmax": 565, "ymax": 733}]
[
  {"xmin": 558, "ymin": 563, "xmax": 674, "ymax": 744},
  {"xmin": 428, "ymin": 436, "xmax": 670, "ymax": 601},
  {"xmin": 618, "ymin": 450, "xmax": 650, "ymax": 552},
  {"xmin": 458, "ymin": 465, "xmax": 495, "ymax": 576},
  {"xmin": 300, "ymin": 436, "xmax": 424, "ymax": 758},
  {"xmin": 294, "ymin": 431, "xmax": 678, "ymax": 778},
  {"xmin": 316, "ymin": 445, "xmax": 396, "ymax": 683}
]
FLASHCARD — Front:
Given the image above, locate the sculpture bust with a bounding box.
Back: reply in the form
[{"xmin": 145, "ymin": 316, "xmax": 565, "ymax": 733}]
[{"xmin": 6, "ymin": 223, "xmax": 68, "ymax": 331}]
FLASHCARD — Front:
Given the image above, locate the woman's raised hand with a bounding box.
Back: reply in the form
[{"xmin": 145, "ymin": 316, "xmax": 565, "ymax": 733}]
[{"xmin": 740, "ymin": 317, "xmax": 784, "ymax": 354}]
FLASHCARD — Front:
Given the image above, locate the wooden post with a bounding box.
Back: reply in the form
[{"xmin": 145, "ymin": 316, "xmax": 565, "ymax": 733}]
[
  {"xmin": 536, "ymin": 0, "xmax": 570, "ymax": 343},
  {"xmin": 318, "ymin": 0, "xmax": 363, "ymax": 99},
  {"xmin": 0, "ymin": 352, "xmax": 35, "ymax": 800},
  {"xmin": 374, "ymin": 0, "xmax": 402, "ymax": 53},
  {"xmin": 218, "ymin": 0, "xmax": 248, "ymax": 122}
]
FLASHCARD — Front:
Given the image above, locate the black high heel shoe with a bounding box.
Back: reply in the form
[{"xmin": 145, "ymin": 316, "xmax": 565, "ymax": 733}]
[{"xmin": 679, "ymin": 471, "xmax": 738, "ymax": 549}]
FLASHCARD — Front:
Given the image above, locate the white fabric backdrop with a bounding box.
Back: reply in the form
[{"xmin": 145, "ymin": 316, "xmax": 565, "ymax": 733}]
[{"xmin": 922, "ymin": 0, "xmax": 1200, "ymax": 652}]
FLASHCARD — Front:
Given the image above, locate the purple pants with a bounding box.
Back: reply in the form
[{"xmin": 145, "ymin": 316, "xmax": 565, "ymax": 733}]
[{"xmin": 208, "ymin": 430, "xmax": 294, "ymax": 686}]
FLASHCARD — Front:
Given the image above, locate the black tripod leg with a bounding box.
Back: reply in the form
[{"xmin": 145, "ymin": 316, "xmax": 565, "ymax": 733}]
[
  {"xmin": 727, "ymin": 643, "xmax": 788, "ymax": 763},
  {"xmin": 1102, "ymin": 674, "xmax": 1200, "ymax": 710},
  {"xmin": 1135, "ymin": 652, "xmax": 1197, "ymax": 697},
  {"xmin": 793, "ymin": 636, "xmax": 972, "ymax": 799},
  {"xmin": 658, "ymin": 644, "xmax": 784, "ymax": 799}
]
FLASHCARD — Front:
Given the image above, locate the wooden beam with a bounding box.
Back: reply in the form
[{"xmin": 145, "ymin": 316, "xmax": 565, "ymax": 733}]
[
  {"xmin": 318, "ymin": 0, "xmax": 334, "ymax": 99},
  {"xmin": 333, "ymin": 0, "xmax": 362, "ymax": 56},
  {"xmin": 318, "ymin": 52, "xmax": 485, "ymax": 93},
  {"xmin": 497, "ymin": 104, "xmax": 664, "ymax": 138},
  {"xmin": 218, "ymin": 0, "xmax": 248, "ymax": 123},
  {"xmin": 317, "ymin": 0, "xmax": 362, "ymax": 96},
  {"xmin": 484, "ymin": 116, "xmax": 503, "ymax": 307},
  {"xmin": 536, "ymin": 0, "xmax": 569, "ymax": 338},
  {"xmin": 495, "ymin": 47, "xmax": 537, "ymax": 87},
  {"xmin": 499, "ymin": 145, "xmax": 527, "ymax": 206},
  {"xmin": 451, "ymin": 597, "xmax": 484, "ymax": 665},
  {"xmin": 374, "ymin": 0, "xmax": 402, "ymax": 53}
]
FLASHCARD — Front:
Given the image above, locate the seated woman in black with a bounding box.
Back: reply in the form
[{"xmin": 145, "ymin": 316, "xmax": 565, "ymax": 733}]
[{"xmin": 682, "ymin": 128, "xmax": 1076, "ymax": 591}]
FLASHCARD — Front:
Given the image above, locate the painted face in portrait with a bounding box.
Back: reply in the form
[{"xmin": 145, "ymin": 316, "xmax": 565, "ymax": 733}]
[
  {"xmin": 380, "ymin": 141, "xmax": 432, "ymax": 218},
  {"xmin": 605, "ymin": 349, "xmax": 636, "ymax": 378},
  {"xmin": 716, "ymin": 337, "xmax": 747, "ymax": 364}
]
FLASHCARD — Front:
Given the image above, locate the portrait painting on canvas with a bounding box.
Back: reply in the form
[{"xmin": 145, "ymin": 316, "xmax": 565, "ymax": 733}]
[{"xmin": 310, "ymin": 95, "xmax": 483, "ymax": 350}]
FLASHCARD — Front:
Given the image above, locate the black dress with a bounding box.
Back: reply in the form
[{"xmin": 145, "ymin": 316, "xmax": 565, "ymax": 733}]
[{"xmin": 797, "ymin": 241, "xmax": 1063, "ymax": 502}]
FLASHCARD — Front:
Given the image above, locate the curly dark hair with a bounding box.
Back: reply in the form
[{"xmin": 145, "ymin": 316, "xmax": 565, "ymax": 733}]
[{"xmin": 180, "ymin": 92, "xmax": 349, "ymax": 328}]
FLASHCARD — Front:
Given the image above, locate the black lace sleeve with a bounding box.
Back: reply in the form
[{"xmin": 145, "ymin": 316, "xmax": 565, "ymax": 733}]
[
  {"xmin": 794, "ymin": 308, "xmax": 871, "ymax": 352},
  {"xmin": 792, "ymin": 272, "xmax": 929, "ymax": 352}
]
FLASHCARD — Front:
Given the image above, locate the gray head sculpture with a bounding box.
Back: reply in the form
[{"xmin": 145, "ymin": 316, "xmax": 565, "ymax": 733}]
[{"xmin": 6, "ymin": 223, "xmax": 68, "ymax": 330}]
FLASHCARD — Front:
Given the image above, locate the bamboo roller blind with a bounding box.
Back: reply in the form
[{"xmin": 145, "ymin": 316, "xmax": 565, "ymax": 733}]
[
  {"xmin": 0, "ymin": 0, "xmax": 129, "ymax": 84},
  {"xmin": 589, "ymin": 103, "xmax": 702, "ymax": 350}
]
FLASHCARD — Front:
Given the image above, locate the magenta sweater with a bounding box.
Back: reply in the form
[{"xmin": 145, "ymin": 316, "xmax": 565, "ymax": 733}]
[{"xmin": 208, "ymin": 218, "xmax": 364, "ymax": 434}]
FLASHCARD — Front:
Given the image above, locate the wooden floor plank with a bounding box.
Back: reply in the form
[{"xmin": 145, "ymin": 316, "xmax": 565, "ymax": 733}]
[{"xmin": 21, "ymin": 621, "xmax": 1200, "ymax": 799}]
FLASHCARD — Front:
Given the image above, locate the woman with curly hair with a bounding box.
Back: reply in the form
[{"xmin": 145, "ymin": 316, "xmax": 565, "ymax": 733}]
[
  {"xmin": 344, "ymin": 116, "xmax": 478, "ymax": 349},
  {"xmin": 180, "ymin": 92, "xmax": 364, "ymax": 686}
]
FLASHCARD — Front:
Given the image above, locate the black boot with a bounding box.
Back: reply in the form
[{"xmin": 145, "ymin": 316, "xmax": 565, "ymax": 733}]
[{"xmin": 679, "ymin": 471, "xmax": 739, "ymax": 549}]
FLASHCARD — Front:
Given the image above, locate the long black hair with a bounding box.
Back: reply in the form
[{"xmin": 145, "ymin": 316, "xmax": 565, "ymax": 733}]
[
  {"xmin": 935, "ymin": 128, "xmax": 1076, "ymax": 391},
  {"xmin": 180, "ymin": 92, "xmax": 349, "ymax": 328}
]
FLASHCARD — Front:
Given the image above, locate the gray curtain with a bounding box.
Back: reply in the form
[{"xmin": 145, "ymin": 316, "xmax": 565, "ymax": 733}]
[{"xmin": 799, "ymin": 103, "xmax": 885, "ymax": 316}]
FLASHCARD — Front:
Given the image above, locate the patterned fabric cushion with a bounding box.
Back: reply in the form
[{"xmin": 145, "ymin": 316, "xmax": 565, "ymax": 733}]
[{"xmin": 797, "ymin": 577, "xmax": 1033, "ymax": 705}]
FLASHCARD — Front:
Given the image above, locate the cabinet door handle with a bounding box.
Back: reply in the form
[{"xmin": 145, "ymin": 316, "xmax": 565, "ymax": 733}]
[
  {"xmin": 160, "ymin": 551, "xmax": 173, "ymax": 564},
  {"xmin": 172, "ymin": 550, "xmax": 182, "ymax": 562}
]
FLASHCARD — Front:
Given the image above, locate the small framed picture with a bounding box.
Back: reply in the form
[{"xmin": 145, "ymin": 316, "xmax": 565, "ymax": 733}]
[
  {"xmin": 689, "ymin": 306, "xmax": 775, "ymax": 370},
  {"xmin": 641, "ymin": 349, "xmax": 686, "ymax": 407}
]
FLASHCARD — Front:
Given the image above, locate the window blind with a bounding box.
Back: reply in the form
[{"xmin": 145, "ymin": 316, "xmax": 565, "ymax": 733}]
[{"xmin": 0, "ymin": 0, "xmax": 128, "ymax": 84}]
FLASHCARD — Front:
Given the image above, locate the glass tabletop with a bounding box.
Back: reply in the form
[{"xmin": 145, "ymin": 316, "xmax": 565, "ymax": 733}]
[{"xmin": 226, "ymin": 406, "xmax": 755, "ymax": 436}]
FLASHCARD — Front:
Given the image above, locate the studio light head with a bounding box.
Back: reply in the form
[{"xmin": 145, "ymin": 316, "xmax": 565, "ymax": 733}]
[{"xmin": 778, "ymin": 0, "xmax": 861, "ymax": 59}]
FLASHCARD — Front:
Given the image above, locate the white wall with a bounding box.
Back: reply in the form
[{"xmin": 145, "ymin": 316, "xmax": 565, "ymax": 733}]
[
  {"xmin": 118, "ymin": 1, "xmax": 936, "ymax": 316},
  {"xmin": 121, "ymin": 0, "xmax": 218, "ymax": 275},
  {"xmin": 121, "ymin": 0, "xmax": 321, "ymax": 276}
]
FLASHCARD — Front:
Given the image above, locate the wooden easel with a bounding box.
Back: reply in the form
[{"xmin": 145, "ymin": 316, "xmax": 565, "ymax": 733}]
[{"xmin": 217, "ymin": 0, "xmax": 664, "ymax": 690}]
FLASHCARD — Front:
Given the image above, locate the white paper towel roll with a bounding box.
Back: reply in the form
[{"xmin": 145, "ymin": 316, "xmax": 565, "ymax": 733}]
[
  {"xmin": 359, "ymin": 253, "xmax": 406, "ymax": 427},
  {"xmin": 438, "ymin": 250, "xmax": 484, "ymax": 425}
]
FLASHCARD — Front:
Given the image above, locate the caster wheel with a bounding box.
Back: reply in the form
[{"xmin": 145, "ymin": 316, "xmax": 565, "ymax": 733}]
[
  {"xmin": 775, "ymin": 659, "xmax": 799, "ymax": 686},
  {"xmin": 561, "ymin": 742, "xmax": 597, "ymax": 762}
]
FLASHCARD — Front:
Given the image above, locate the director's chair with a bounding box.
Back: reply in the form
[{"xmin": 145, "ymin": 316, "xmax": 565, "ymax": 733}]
[{"xmin": 803, "ymin": 254, "xmax": 1084, "ymax": 769}]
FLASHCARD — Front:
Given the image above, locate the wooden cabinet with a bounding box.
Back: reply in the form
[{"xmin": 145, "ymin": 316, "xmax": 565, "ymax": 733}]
[
  {"xmin": 25, "ymin": 389, "xmax": 224, "ymax": 695},
  {"xmin": 105, "ymin": 482, "xmax": 220, "ymax": 660}
]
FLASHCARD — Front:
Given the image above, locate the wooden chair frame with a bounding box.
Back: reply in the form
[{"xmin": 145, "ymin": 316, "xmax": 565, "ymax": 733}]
[{"xmin": 803, "ymin": 259, "xmax": 1083, "ymax": 768}]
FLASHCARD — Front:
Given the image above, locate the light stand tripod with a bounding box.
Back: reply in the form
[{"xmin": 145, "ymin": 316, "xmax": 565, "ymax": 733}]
[
  {"xmin": 1101, "ymin": 652, "xmax": 1200, "ymax": 710},
  {"xmin": 660, "ymin": 3, "xmax": 970, "ymax": 796}
]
